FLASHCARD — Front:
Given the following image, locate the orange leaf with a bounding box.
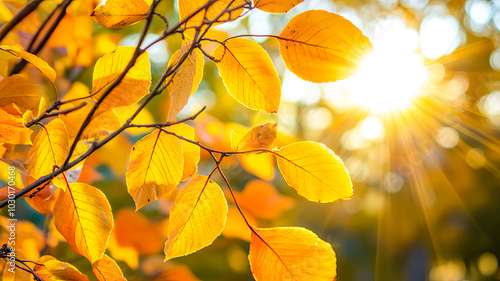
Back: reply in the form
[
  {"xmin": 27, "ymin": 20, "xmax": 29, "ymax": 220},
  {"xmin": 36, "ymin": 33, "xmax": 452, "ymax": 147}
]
[
  {"xmin": 34, "ymin": 255, "xmax": 89, "ymax": 281},
  {"xmin": 0, "ymin": 44, "xmax": 56, "ymax": 86},
  {"xmin": 168, "ymin": 123, "xmax": 200, "ymax": 181},
  {"xmin": 255, "ymin": 0, "xmax": 303, "ymax": 13},
  {"xmin": 238, "ymin": 153, "xmax": 275, "ymax": 180},
  {"xmin": 278, "ymin": 10, "xmax": 372, "ymax": 82},
  {"xmin": 126, "ymin": 129, "xmax": 184, "ymax": 210},
  {"xmin": 249, "ymin": 227, "xmax": 337, "ymax": 281},
  {"xmin": 24, "ymin": 118, "xmax": 69, "ymax": 189},
  {"xmin": 113, "ymin": 209, "xmax": 164, "ymax": 255},
  {"xmin": 235, "ymin": 180, "xmax": 294, "ymax": 220},
  {"xmin": 91, "ymin": 0, "xmax": 150, "ymax": 28},
  {"xmin": 53, "ymin": 182, "xmax": 114, "ymax": 264},
  {"xmin": 92, "ymin": 254, "xmax": 127, "ymax": 281},
  {"xmin": 274, "ymin": 141, "xmax": 352, "ymax": 203},
  {"xmin": 0, "ymin": 105, "xmax": 32, "ymax": 145},
  {"xmin": 179, "ymin": 0, "xmax": 244, "ymax": 39},
  {"xmin": 91, "ymin": 46, "xmax": 151, "ymax": 110},
  {"xmin": 232, "ymin": 123, "xmax": 277, "ymax": 151},
  {"xmin": 164, "ymin": 175, "xmax": 227, "ymax": 261},
  {"xmin": 213, "ymin": 38, "xmax": 281, "ymax": 112},
  {"xmin": 0, "ymin": 74, "xmax": 42, "ymax": 116},
  {"xmin": 222, "ymin": 206, "xmax": 256, "ymax": 241},
  {"xmin": 165, "ymin": 45, "xmax": 204, "ymax": 121},
  {"xmin": 24, "ymin": 175, "xmax": 61, "ymax": 214}
]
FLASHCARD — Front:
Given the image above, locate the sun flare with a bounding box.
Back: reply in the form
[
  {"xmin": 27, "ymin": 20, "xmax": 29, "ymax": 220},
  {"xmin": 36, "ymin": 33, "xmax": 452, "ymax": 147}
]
[{"xmin": 347, "ymin": 43, "xmax": 429, "ymax": 114}]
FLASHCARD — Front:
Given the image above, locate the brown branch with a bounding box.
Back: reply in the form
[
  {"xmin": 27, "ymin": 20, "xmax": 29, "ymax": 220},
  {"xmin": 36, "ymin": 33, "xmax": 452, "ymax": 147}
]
[
  {"xmin": 25, "ymin": 102, "xmax": 87, "ymax": 127},
  {"xmin": 0, "ymin": 0, "xmax": 43, "ymax": 42}
]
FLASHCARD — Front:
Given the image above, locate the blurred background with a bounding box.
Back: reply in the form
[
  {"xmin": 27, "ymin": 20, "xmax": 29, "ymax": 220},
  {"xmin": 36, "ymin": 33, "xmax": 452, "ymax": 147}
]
[{"xmin": 1, "ymin": 0, "xmax": 500, "ymax": 280}]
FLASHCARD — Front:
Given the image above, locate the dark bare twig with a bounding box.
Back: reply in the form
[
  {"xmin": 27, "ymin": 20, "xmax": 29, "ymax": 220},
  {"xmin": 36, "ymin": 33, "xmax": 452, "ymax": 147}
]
[{"xmin": 0, "ymin": 0, "xmax": 43, "ymax": 42}]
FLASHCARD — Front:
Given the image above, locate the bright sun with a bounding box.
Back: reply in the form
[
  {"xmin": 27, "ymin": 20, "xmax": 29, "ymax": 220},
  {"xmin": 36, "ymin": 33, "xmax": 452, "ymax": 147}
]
[{"xmin": 346, "ymin": 41, "xmax": 429, "ymax": 114}]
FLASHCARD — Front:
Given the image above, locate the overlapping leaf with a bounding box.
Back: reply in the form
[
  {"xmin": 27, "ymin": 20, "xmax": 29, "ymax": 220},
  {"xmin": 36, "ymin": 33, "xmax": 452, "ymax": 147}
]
[
  {"xmin": 0, "ymin": 104, "xmax": 32, "ymax": 145},
  {"xmin": 24, "ymin": 118, "xmax": 69, "ymax": 189},
  {"xmin": 213, "ymin": 38, "xmax": 281, "ymax": 112},
  {"xmin": 92, "ymin": 0, "xmax": 150, "ymax": 28},
  {"xmin": 278, "ymin": 10, "xmax": 373, "ymax": 82},
  {"xmin": 93, "ymin": 254, "xmax": 127, "ymax": 281},
  {"xmin": 0, "ymin": 44, "xmax": 56, "ymax": 85},
  {"xmin": 91, "ymin": 46, "xmax": 151, "ymax": 110},
  {"xmin": 0, "ymin": 74, "xmax": 42, "ymax": 115},
  {"xmin": 165, "ymin": 45, "xmax": 204, "ymax": 121},
  {"xmin": 53, "ymin": 182, "xmax": 114, "ymax": 264},
  {"xmin": 232, "ymin": 123, "xmax": 277, "ymax": 151},
  {"xmin": 34, "ymin": 256, "xmax": 89, "ymax": 281},
  {"xmin": 255, "ymin": 0, "xmax": 303, "ymax": 13},
  {"xmin": 249, "ymin": 227, "xmax": 337, "ymax": 281},
  {"xmin": 164, "ymin": 175, "xmax": 227, "ymax": 261},
  {"xmin": 274, "ymin": 141, "xmax": 353, "ymax": 202},
  {"xmin": 126, "ymin": 129, "xmax": 184, "ymax": 210},
  {"xmin": 168, "ymin": 123, "xmax": 200, "ymax": 181}
]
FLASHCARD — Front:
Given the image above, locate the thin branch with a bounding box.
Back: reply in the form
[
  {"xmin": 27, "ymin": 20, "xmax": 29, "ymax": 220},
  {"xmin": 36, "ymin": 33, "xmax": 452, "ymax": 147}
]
[
  {"xmin": 0, "ymin": 0, "xmax": 43, "ymax": 42},
  {"xmin": 25, "ymin": 102, "xmax": 87, "ymax": 127}
]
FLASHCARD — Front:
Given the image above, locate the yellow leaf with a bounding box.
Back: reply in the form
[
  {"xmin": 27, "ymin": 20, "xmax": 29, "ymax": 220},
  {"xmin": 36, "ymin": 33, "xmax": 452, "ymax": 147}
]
[
  {"xmin": 249, "ymin": 227, "xmax": 337, "ymax": 281},
  {"xmin": 179, "ymin": 0, "xmax": 245, "ymax": 39},
  {"xmin": 222, "ymin": 206, "xmax": 256, "ymax": 241},
  {"xmin": 168, "ymin": 123, "xmax": 200, "ymax": 181},
  {"xmin": 2, "ymin": 248, "xmax": 31, "ymax": 281},
  {"xmin": 274, "ymin": 141, "xmax": 352, "ymax": 202},
  {"xmin": 126, "ymin": 129, "xmax": 184, "ymax": 210},
  {"xmin": 255, "ymin": 0, "xmax": 303, "ymax": 13},
  {"xmin": 0, "ymin": 105, "xmax": 32, "ymax": 145},
  {"xmin": 238, "ymin": 153, "xmax": 275, "ymax": 180},
  {"xmin": 107, "ymin": 234, "xmax": 139, "ymax": 270},
  {"xmin": 0, "ymin": 44, "xmax": 56, "ymax": 85},
  {"xmin": 24, "ymin": 118, "xmax": 69, "ymax": 189},
  {"xmin": 34, "ymin": 255, "xmax": 89, "ymax": 281},
  {"xmin": 164, "ymin": 175, "xmax": 227, "ymax": 261},
  {"xmin": 53, "ymin": 182, "xmax": 114, "ymax": 264},
  {"xmin": 93, "ymin": 254, "xmax": 127, "ymax": 281},
  {"xmin": 213, "ymin": 38, "xmax": 281, "ymax": 112},
  {"xmin": 91, "ymin": 46, "xmax": 151, "ymax": 110},
  {"xmin": 235, "ymin": 180, "xmax": 294, "ymax": 220},
  {"xmin": 91, "ymin": 0, "xmax": 149, "ymax": 28},
  {"xmin": 278, "ymin": 10, "xmax": 373, "ymax": 83},
  {"xmin": 114, "ymin": 104, "xmax": 155, "ymax": 135},
  {"xmin": 0, "ymin": 74, "xmax": 42, "ymax": 116},
  {"xmin": 165, "ymin": 45, "xmax": 204, "ymax": 121},
  {"xmin": 233, "ymin": 123, "xmax": 277, "ymax": 151}
]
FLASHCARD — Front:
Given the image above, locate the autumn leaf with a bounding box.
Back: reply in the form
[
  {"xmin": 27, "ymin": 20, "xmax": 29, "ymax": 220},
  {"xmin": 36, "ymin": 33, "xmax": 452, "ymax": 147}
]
[
  {"xmin": 91, "ymin": 46, "xmax": 151, "ymax": 110},
  {"xmin": 232, "ymin": 123, "xmax": 277, "ymax": 151},
  {"xmin": 179, "ymin": 0, "xmax": 245, "ymax": 39},
  {"xmin": 238, "ymin": 153, "xmax": 275, "ymax": 180},
  {"xmin": 126, "ymin": 129, "xmax": 184, "ymax": 210},
  {"xmin": 168, "ymin": 123, "xmax": 200, "ymax": 181},
  {"xmin": 249, "ymin": 227, "xmax": 337, "ymax": 281},
  {"xmin": 91, "ymin": 0, "xmax": 150, "ymax": 28},
  {"xmin": 165, "ymin": 45, "xmax": 204, "ymax": 121},
  {"xmin": 0, "ymin": 104, "xmax": 33, "ymax": 145},
  {"xmin": 24, "ymin": 175, "xmax": 61, "ymax": 214},
  {"xmin": 0, "ymin": 74, "xmax": 42, "ymax": 116},
  {"xmin": 0, "ymin": 44, "xmax": 56, "ymax": 86},
  {"xmin": 93, "ymin": 254, "xmax": 127, "ymax": 281},
  {"xmin": 164, "ymin": 175, "xmax": 227, "ymax": 261},
  {"xmin": 24, "ymin": 118, "xmax": 69, "ymax": 189},
  {"xmin": 255, "ymin": 0, "xmax": 304, "ymax": 13},
  {"xmin": 53, "ymin": 182, "xmax": 114, "ymax": 264},
  {"xmin": 274, "ymin": 141, "xmax": 353, "ymax": 202},
  {"xmin": 278, "ymin": 10, "xmax": 373, "ymax": 82},
  {"xmin": 213, "ymin": 38, "xmax": 281, "ymax": 112},
  {"xmin": 222, "ymin": 206, "xmax": 256, "ymax": 241},
  {"xmin": 34, "ymin": 255, "xmax": 89, "ymax": 281}
]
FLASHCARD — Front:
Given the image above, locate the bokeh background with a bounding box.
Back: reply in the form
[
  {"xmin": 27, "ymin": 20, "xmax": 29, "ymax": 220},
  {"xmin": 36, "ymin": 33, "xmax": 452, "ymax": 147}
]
[{"xmin": 1, "ymin": 0, "xmax": 500, "ymax": 280}]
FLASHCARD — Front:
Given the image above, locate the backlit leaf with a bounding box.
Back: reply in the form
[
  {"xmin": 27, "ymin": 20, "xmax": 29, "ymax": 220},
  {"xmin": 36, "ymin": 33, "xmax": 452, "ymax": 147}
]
[
  {"xmin": 179, "ymin": 0, "xmax": 244, "ymax": 39},
  {"xmin": 164, "ymin": 175, "xmax": 227, "ymax": 261},
  {"xmin": 53, "ymin": 182, "xmax": 114, "ymax": 264},
  {"xmin": 168, "ymin": 123, "xmax": 200, "ymax": 181},
  {"xmin": 233, "ymin": 123, "xmax": 277, "ymax": 151},
  {"xmin": 0, "ymin": 104, "xmax": 32, "ymax": 145},
  {"xmin": 0, "ymin": 44, "xmax": 56, "ymax": 85},
  {"xmin": 213, "ymin": 38, "xmax": 281, "ymax": 112},
  {"xmin": 0, "ymin": 74, "xmax": 42, "ymax": 116},
  {"xmin": 24, "ymin": 118, "xmax": 69, "ymax": 189},
  {"xmin": 34, "ymin": 255, "xmax": 89, "ymax": 281},
  {"xmin": 278, "ymin": 10, "xmax": 372, "ymax": 82},
  {"xmin": 91, "ymin": 46, "xmax": 151, "ymax": 110},
  {"xmin": 274, "ymin": 141, "xmax": 352, "ymax": 202},
  {"xmin": 165, "ymin": 45, "xmax": 204, "ymax": 121},
  {"xmin": 93, "ymin": 254, "xmax": 127, "ymax": 281},
  {"xmin": 91, "ymin": 0, "xmax": 150, "ymax": 28},
  {"xmin": 249, "ymin": 227, "xmax": 337, "ymax": 281},
  {"xmin": 238, "ymin": 153, "xmax": 275, "ymax": 180},
  {"xmin": 255, "ymin": 0, "xmax": 303, "ymax": 13},
  {"xmin": 126, "ymin": 129, "xmax": 184, "ymax": 210}
]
